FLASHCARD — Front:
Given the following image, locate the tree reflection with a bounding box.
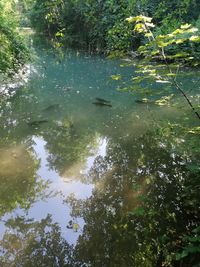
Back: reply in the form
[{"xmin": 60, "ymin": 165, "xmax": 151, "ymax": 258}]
[
  {"xmin": 43, "ymin": 119, "xmax": 98, "ymax": 180},
  {"xmin": 0, "ymin": 215, "xmax": 73, "ymax": 267},
  {"xmin": 65, "ymin": 130, "xmax": 200, "ymax": 267},
  {"xmin": 1, "ymin": 84, "xmax": 199, "ymax": 266},
  {"xmin": 0, "ymin": 143, "xmax": 49, "ymax": 217}
]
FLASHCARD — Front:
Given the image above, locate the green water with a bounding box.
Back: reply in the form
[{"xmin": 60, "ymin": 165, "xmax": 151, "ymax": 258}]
[{"xmin": 0, "ymin": 40, "xmax": 199, "ymax": 266}]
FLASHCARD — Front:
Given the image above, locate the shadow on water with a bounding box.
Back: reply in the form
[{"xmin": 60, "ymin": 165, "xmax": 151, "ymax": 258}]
[{"xmin": 0, "ymin": 37, "xmax": 199, "ymax": 266}]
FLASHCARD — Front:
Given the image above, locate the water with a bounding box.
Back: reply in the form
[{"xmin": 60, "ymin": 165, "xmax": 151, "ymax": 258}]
[{"xmin": 0, "ymin": 40, "xmax": 199, "ymax": 266}]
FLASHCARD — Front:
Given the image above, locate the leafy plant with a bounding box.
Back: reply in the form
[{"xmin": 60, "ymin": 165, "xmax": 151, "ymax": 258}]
[
  {"xmin": 126, "ymin": 15, "xmax": 200, "ymax": 120},
  {"xmin": 0, "ymin": 0, "xmax": 30, "ymax": 75}
]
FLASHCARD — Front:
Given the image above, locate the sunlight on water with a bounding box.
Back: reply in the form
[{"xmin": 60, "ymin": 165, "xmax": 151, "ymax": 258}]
[{"xmin": 0, "ymin": 144, "xmax": 32, "ymax": 177}]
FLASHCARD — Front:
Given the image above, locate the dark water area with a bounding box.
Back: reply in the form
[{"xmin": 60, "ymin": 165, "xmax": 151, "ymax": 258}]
[{"xmin": 0, "ymin": 39, "xmax": 199, "ymax": 266}]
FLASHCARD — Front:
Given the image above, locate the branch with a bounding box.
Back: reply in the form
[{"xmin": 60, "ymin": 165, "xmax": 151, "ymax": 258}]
[
  {"xmin": 144, "ymin": 21, "xmax": 200, "ymax": 121},
  {"xmin": 160, "ymin": 46, "xmax": 200, "ymax": 120}
]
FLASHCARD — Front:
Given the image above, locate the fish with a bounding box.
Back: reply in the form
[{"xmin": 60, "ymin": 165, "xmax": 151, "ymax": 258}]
[
  {"xmin": 27, "ymin": 120, "xmax": 48, "ymax": 127},
  {"xmin": 42, "ymin": 104, "xmax": 60, "ymax": 112},
  {"xmin": 92, "ymin": 102, "xmax": 112, "ymax": 107},
  {"xmin": 95, "ymin": 97, "xmax": 111, "ymax": 103}
]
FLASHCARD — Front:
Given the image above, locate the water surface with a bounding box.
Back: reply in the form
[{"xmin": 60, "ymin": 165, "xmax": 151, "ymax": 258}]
[{"xmin": 0, "ymin": 40, "xmax": 199, "ymax": 266}]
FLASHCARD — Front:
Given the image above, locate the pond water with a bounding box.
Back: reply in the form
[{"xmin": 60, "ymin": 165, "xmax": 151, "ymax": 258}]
[{"xmin": 0, "ymin": 39, "xmax": 199, "ymax": 266}]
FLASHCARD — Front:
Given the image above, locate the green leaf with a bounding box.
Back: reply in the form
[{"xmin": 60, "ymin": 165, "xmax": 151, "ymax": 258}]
[
  {"xmin": 180, "ymin": 24, "xmax": 191, "ymax": 29},
  {"xmin": 134, "ymin": 23, "xmax": 146, "ymax": 33},
  {"xmin": 190, "ymin": 36, "xmax": 200, "ymax": 42},
  {"xmin": 126, "ymin": 15, "xmax": 152, "ymax": 23}
]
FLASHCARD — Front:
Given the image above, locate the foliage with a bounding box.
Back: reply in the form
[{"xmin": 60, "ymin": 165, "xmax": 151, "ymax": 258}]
[
  {"xmin": 107, "ymin": 19, "xmax": 138, "ymax": 53},
  {"xmin": 124, "ymin": 15, "xmax": 200, "ymax": 120},
  {"xmin": 0, "ymin": 0, "xmax": 30, "ymax": 75},
  {"xmin": 29, "ymin": 0, "xmax": 200, "ymax": 54},
  {"xmin": 29, "ymin": 0, "xmax": 132, "ymax": 51}
]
